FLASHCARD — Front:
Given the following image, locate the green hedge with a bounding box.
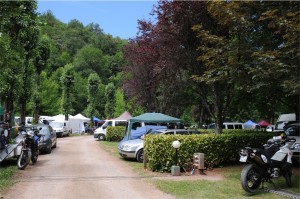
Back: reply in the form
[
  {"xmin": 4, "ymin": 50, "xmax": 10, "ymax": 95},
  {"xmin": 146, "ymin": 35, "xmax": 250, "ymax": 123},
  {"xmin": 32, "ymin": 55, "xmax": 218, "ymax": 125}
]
[
  {"xmin": 106, "ymin": 126, "xmax": 126, "ymax": 142},
  {"xmin": 144, "ymin": 130, "xmax": 278, "ymax": 172}
]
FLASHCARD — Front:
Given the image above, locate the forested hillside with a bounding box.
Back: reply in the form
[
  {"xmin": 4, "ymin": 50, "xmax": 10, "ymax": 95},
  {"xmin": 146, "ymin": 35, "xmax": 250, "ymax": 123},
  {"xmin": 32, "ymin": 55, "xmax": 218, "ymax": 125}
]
[{"xmin": 0, "ymin": 1, "xmax": 299, "ymax": 133}]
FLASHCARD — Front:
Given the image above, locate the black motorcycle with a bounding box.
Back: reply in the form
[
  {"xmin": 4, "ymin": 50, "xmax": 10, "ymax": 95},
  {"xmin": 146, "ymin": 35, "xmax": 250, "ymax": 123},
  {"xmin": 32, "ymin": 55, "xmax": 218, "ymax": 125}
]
[
  {"xmin": 239, "ymin": 135, "xmax": 295, "ymax": 193},
  {"xmin": 17, "ymin": 131, "xmax": 40, "ymax": 170}
]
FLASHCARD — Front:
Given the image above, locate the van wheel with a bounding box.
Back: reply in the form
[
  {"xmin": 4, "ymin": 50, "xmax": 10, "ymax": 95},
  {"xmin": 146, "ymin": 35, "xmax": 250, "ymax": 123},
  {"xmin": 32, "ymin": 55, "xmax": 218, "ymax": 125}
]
[{"xmin": 98, "ymin": 134, "xmax": 105, "ymax": 141}]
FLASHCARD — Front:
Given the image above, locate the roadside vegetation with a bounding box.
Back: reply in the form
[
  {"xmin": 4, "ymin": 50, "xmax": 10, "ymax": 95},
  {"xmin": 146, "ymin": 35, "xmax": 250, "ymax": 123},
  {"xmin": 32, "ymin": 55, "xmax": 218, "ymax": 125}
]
[
  {"xmin": 0, "ymin": 159, "xmax": 17, "ymax": 193},
  {"xmin": 99, "ymin": 141, "xmax": 300, "ymax": 199}
]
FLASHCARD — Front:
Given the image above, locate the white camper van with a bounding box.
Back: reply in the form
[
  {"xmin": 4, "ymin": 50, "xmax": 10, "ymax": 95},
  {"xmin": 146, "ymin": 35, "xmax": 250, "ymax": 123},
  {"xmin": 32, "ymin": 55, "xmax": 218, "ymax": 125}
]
[
  {"xmin": 207, "ymin": 122, "xmax": 244, "ymax": 130},
  {"xmin": 274, "ymin": 113, "xmax": 296, "ymax": 131},
  {"xmin": 93, "ymin": 119, "xmax": 127, "ymax": 141},
  {"xmin": 49, "ymin": 120, "xmax": 71, "ymax": 137}
]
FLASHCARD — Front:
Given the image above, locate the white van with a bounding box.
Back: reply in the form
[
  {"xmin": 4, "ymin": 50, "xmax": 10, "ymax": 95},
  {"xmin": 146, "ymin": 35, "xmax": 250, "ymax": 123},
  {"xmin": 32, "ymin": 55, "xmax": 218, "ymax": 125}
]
[
  {"xmin": 275, "ymin": 113, "xmax": 296, "ymax": 131},
  {"xmin": 93, "ymin": 119, "xmax": 127, "ymax": 141},
  {"xmin": 207, "ymin": 122, "xmax": 244, "ymax": 130},
  {"xmin": 49, "ymin": 120, "xmax": 71, "ymax": 137}
]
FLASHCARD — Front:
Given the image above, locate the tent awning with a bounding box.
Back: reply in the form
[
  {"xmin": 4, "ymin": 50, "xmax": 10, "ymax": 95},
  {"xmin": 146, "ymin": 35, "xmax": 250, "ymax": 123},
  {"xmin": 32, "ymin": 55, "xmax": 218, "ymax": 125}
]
[
  {"xmin": 125, "ymin": 112, "xmax": 182, "ymax": 141},
  {"xmin": 258, "ymin": 120, "xmax": 272, "ymax": 127},
  {"xmin": 129, "ymin": 113, "xmax": 182, "ymax": 123}
]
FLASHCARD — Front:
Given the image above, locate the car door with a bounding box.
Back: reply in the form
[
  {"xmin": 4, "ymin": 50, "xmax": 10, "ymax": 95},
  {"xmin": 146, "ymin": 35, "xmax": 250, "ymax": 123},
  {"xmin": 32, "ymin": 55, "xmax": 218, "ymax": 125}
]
[{"xmin": 48, "ymin": 126, "xmax": 56, "ymax": 146}]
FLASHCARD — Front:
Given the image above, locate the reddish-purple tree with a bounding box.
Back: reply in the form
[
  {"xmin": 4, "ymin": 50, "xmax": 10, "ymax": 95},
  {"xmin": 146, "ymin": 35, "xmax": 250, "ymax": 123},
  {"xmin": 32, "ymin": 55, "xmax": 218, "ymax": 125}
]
[{"xmin": 123, "ymin": 1, "xmax": 210, "ymax": 118}]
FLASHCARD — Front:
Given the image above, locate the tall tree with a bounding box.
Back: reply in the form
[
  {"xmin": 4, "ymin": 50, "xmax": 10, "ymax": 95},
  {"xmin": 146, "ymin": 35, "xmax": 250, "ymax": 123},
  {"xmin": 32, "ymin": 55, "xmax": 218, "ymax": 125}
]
[
  {"xmin": 104, "ymin": 83, "xmax": 116, "ymax": 119},
  {"xmin": 0, "ymin": 0, "xmax": 38, "ymax": 129},
  {"xmin": 61, "ymin": 64, "xmax": 75, "ymax": 120},
  {"xmin": 33, "ymin": 35, "xmax": 50, "ymax": 124},
  {"xmin": 113, "ymin": 89, "xmax": 126, "ymax": 118},
  {"xmin": 85, "ymin": 73, "xmax": 100, "ymax": 121}
]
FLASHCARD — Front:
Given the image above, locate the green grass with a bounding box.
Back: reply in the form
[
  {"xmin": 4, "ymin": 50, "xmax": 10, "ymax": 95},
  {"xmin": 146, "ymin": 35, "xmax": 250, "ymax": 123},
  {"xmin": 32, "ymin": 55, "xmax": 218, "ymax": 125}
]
[
  {"xmin": 0, "ymin": 158, "xmax": 18, "ymax": 193},
  {"xmin": 151, "ymin": 166, "xmax": 299, "ymax": 199},
  {"xmin": 99, "ymin": 141, "xmax": 300, "ymax": 199}
]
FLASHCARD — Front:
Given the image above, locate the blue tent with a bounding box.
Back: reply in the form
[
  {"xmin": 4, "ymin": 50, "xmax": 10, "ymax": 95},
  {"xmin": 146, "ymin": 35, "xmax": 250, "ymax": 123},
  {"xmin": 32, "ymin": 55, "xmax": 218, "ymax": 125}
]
[
  {"xmin": 244, "ymin": 120, "xmax": 260, "ymax": 129},
  {"xmin": 93, "ymin": 116, "xmax": 101, "ymax": 122}
]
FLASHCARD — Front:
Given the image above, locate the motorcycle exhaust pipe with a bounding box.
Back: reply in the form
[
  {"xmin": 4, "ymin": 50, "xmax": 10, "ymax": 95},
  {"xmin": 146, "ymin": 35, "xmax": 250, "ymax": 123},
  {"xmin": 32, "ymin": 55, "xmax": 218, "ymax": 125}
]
[{"xmin": 250, "ymin": 153, "xmax": 265, "ymax": 165}]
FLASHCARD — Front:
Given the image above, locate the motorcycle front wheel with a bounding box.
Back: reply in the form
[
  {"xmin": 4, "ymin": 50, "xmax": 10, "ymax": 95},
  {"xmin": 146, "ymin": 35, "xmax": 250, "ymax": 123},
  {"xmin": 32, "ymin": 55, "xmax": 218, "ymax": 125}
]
[
  {"xmin": 241, "ymin": 164, "xmax": 262, "ymax": 193},
  {"xmin": 284, "ymin": 169, "xmax": 292, "ymax": 187},
  {"xmin": 31, "ymin": 150, "xmax": 39, "ymax": 164},
  {"xmin": 17, "ymin": 150, "xmax": 30, "ymax": 170}
]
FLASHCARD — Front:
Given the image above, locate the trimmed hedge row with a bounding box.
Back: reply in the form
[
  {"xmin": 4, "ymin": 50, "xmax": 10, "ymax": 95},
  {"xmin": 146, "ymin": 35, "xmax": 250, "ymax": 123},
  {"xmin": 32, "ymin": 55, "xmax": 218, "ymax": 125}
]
[
  {"xmin": 144, "ymin": 130, "xmax": 278, "ymax": 172},
  {"xmin": 106, "ymin": 126, "xmax": 126, "ymax": 142}
]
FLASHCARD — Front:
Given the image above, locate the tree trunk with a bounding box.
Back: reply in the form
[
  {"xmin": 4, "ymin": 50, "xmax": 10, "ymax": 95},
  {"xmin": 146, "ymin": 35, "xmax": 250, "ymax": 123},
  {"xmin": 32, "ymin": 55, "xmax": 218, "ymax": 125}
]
[
  {"xmin": 33, "ymin": 69, "xmax": 40, "ymax": 124},
  {"xmin": 4, "ymin": 92, "xmax": 14, "ymax": 140}
]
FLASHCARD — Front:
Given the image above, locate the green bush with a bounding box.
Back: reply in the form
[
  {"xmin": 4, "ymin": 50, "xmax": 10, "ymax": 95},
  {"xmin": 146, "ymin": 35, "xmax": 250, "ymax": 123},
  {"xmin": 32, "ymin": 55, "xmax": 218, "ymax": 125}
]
[
  {"xmin": 144, "ymin": 130, "xmax": 278, "ymax": 172},
  {"xmin": 106, "ymin": 126, "xmax": 126, "ymax": 142}
]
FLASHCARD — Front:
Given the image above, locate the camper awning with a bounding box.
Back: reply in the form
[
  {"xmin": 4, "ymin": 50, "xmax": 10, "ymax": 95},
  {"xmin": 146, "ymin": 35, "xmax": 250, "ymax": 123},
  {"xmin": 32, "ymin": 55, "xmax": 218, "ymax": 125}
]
[
  {"xmin": 129, "ymin": 113, "xmax": 182, "ymax": 123},
  {"xmin": 124, "ymin": 113, "xmax": 182, "ymax": 141}
]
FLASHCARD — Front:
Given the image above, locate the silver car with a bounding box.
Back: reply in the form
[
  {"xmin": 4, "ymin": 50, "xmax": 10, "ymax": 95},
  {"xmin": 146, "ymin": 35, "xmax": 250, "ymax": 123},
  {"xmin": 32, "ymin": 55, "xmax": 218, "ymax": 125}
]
[{"xmin": 118, "ymin": 129, "xmax": 200, "ymax": 163}]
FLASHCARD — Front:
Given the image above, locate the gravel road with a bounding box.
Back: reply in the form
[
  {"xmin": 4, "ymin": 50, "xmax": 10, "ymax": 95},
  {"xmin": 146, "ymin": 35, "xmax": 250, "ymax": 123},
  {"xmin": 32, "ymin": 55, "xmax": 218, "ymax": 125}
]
[{"xmin": 3, "ymin": 136, "xmax": 174, "ymax": 199}]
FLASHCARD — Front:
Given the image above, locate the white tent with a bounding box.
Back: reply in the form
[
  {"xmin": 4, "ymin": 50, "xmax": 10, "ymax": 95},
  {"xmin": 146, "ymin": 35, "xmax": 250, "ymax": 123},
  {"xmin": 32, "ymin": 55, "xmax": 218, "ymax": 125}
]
[
  {"xmin": 69, "ymin": 114, "xmax": 90, "ymax": 134},
  {"xmin": 73, "ymin": 114, "xmax": 90, "ymax": 122},
  {"xmin": 50, "ymin": 114, "xmax": 73, "ymax": 121}
]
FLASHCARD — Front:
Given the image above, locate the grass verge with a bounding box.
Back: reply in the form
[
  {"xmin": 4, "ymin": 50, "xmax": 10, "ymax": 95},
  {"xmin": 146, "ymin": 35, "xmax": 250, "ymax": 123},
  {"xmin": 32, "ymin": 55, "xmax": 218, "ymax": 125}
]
[
  {"xmin": 99, "ymin": 141, "xmax": 300, "ymax": 199},
  {"xmin": 0, "ymin": 158, "xmax": 18, "ymax": 194}
]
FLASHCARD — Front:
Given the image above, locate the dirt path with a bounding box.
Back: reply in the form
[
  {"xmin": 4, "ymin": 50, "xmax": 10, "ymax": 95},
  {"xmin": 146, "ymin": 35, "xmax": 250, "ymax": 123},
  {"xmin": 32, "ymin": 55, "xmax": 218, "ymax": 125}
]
[{"xmin": 3, "ymin": 136, "xmax": 174, "ymax": 199}]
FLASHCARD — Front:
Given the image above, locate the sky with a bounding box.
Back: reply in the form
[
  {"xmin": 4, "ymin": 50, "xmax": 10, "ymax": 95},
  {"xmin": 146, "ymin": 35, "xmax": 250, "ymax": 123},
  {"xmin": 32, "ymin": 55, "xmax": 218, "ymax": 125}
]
[{"xmin": 37, "ymin": 1, "xmax": 157, "ymax": 39}]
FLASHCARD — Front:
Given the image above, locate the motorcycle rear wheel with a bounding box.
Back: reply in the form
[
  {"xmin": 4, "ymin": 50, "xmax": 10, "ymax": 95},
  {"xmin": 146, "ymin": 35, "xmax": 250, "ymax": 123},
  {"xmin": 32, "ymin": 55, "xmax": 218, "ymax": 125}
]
[
  {"xmin": 241, "ymin": 164, "xmax": 262, "ymax": 193},
  {"xmin": 17, "ymin": 151, "xmax": 30, "ymax": 170}
]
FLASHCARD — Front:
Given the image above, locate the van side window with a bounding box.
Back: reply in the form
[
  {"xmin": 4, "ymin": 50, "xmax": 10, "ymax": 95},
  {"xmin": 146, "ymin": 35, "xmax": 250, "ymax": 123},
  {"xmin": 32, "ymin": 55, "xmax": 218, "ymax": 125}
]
[
  {"xmin": 115, "ymin": 121, "xmax": 127, "ymax": 126},
  {"xmin": 227, "ymin": 125, "xmax": 234, "ymax": 129},
  {"xmin": 104, "ymin": 121, "xmax": 112, "ymax": 128},
  {"xmin": 235, "ymin": 124, "xmax": 242, "ymax": 129}
]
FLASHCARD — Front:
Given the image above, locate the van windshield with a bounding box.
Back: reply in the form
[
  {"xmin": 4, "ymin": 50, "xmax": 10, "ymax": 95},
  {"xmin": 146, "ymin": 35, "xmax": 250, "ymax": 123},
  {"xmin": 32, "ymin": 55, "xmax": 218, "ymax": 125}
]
[{"xmin": 102, "ymin": 121, "xmax": 112, "ymax": 128}]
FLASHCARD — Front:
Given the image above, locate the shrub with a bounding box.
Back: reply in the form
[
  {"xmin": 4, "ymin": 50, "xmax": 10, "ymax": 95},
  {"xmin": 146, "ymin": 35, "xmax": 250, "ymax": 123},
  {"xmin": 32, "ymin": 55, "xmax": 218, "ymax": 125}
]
[
  {"xmin": 106, "ymin": 126, "xmax": 126, "ymax": 142},
  {"xmin": 144, "ymin": 130, "xmax": 278, "ymax": 172}
]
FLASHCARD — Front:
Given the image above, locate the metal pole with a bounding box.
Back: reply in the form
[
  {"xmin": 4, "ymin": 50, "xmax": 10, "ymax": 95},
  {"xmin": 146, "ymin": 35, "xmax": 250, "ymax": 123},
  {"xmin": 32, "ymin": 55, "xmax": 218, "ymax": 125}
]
[{"xmin": 175, "ymin": 148, "xmax": 178, "ymax": 166}]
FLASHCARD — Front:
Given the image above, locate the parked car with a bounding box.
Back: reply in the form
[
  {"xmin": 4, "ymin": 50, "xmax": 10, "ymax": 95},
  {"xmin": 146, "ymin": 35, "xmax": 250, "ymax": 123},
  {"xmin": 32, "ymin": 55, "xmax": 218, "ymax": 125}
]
[
  {"xmin": 284, "ymin": 123, "xmax": 300, "ymax": 163},
  {"xmin": 266, "ymin": 125, "xmax": 275, "ymax": 132},
  {"xmin": 118, "ymin": 128, "xmax": 201, "ymax": 163},
  {"xmin": 14, "ymin": 124, "xmax": 57, "ymax": 154}
]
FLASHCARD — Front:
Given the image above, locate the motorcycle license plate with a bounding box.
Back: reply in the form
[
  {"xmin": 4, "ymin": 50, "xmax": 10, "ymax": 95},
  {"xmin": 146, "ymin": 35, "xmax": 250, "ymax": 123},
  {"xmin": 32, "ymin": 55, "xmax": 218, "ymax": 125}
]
[{"xmin": 239, "ymin": 155, "xmax": 247, "ymax": 162}]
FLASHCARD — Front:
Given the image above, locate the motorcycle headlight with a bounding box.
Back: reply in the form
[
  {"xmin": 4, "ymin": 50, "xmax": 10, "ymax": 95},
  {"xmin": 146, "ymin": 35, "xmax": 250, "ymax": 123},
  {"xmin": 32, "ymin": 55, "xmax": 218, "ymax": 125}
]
[{"xmin": 261, "ymin": 154, "xmax": 268, "ymax": 163}]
